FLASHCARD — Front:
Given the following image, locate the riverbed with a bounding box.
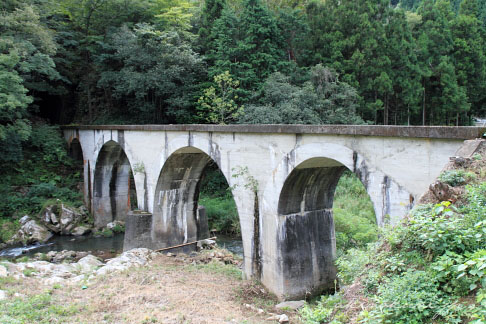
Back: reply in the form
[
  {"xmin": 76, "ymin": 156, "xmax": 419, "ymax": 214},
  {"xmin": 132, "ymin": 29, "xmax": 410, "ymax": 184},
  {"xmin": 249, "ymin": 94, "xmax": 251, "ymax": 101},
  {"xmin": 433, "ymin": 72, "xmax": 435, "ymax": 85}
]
[{"xmin": 0, "ymin": 234, "xmax": 243, "ymax": 259}]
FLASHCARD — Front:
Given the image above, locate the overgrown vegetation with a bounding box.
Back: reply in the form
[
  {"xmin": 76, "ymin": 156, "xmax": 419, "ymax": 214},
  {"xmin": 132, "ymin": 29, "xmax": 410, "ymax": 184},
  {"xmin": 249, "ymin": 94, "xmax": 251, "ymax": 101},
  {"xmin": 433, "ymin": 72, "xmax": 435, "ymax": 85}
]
[
  {"xmin": 300, "ymin": 160, "xmax": 486, "ymax": 324},
  {"xmin": 0, "ymin": 124, "xmax": 84, "ymax": 243},
  {"xmin": 199, "ymin": 163, "xmax": 240, "ymax": 235},
  {"xmin": 333, "ymin": 171, "xmax": 378, "ymax": 253}
]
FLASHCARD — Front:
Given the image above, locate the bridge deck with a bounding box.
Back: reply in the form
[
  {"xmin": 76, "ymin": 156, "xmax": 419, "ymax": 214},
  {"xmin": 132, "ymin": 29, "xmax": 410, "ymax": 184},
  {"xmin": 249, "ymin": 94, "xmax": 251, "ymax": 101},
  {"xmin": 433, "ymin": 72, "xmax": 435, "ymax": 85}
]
[{"xmin": 62, "ymin": 124, "xmax": 485, "ymax": 139}]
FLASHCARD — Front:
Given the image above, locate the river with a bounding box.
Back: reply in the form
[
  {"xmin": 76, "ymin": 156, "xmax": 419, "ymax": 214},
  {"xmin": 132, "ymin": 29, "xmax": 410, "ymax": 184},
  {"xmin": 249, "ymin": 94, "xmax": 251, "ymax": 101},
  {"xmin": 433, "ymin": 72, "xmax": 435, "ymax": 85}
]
[{"xmin": 0, "ymin": 234, "xmax": 243, "ymax": 259}]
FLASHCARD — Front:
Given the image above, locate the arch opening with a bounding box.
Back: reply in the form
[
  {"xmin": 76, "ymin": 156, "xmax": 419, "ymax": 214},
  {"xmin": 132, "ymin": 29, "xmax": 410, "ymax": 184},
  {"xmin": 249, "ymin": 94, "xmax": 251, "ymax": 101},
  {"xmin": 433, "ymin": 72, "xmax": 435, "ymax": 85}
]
[
  {"xmin": 277, "ymin": 157, "xmax": 377, "ymax": 298},
  {"xmin": 68, "ymin": 138, "xmax": 83, "ymax": 163},
  {"xmin": 152, "ymin": 147, "xmax": 240, "ymax": 252},
  {"xmin": 93, "ymin": 141, "xmax": 137, "ymax": 228}
]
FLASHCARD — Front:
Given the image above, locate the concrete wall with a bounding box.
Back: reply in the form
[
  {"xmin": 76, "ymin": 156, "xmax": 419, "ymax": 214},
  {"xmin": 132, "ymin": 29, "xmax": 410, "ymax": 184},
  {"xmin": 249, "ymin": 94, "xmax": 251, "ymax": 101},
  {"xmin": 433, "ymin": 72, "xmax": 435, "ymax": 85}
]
[{"xmin": 63, "ymin": 124, "xmax": 483, "ymax": 299}]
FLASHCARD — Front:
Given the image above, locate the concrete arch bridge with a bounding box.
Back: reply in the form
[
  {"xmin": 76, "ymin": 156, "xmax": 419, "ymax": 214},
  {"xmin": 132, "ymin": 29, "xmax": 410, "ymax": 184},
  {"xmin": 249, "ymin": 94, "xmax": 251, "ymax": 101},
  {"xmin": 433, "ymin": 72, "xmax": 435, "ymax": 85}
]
[{"xmin": 62, "ymin": 124, "xmax": 484, "ymax": 299}]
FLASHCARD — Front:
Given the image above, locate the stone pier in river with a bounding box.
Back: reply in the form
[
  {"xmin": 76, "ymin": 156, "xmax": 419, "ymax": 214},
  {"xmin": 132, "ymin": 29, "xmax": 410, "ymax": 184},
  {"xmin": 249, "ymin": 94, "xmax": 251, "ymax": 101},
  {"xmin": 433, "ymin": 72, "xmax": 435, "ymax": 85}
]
[{"xmin": 63, "ymin": 124, "xmax": 485, "ymax": 299}]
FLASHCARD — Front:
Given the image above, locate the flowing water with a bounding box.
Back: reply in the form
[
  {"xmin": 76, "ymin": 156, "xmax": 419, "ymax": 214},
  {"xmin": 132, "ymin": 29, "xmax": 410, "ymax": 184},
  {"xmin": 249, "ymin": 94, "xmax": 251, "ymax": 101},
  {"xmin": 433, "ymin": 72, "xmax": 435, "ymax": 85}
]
[{"xmin": 0, "ymin": 234, "xmax": 243, "ymax": 259}]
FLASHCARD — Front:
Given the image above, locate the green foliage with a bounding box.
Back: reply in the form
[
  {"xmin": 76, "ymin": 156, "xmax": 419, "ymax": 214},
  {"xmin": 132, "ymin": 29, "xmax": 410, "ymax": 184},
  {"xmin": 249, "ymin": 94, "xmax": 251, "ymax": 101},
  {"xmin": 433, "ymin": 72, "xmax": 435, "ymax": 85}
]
[
  {"xmin": 111, "ymin": 223, "xmax": 125, "ymax": 234},
  {"xmin": 0, "ymin": 218, "xmax": 20, "ymax": 243},
  {"xmin": 439, "ymin": 169, "xmax": 476, "ymax": 186},
  {"xmin": 30, "ymin": 125, "xmax": 68, "ymax": 163},
  {"xmin": 335, "ymin": 248, "xmax": 372, "ymax": 285},
  {"xmin": 362, "ymin": 270, "xmax": 464, "ymax": 324},
  {"xmin": 402, "ymin": 201, "xmax": 485, "ymax": 257},
  {"xmin": 240, "ymin": 67, "xmax": 365, "ymax": 125},
  {"xmin": 299, "ymin": 293, "xmax": 346, "ymax": 324},
  {"xmin": 333, "ymin": 171, "xmax": 377, "ymax": 251},
  {"xmin": 0, "ymin": 124, "xmax": 83, "ymax": 219},
  {"xmin": 199, "ymin": 196, "xmax": 239, "ymax": 235},
  {"xmin": 197, "ymin": 71, "xmax": 244, "ymax": 124}
]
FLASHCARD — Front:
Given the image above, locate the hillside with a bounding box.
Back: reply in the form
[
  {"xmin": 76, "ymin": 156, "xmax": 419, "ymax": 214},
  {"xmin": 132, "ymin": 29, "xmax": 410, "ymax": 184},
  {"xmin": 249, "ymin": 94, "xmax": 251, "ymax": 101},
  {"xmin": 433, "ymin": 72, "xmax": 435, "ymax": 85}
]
[{"xmin": 300, "ymin": 139, "xmax": 486, "ymax": 323}]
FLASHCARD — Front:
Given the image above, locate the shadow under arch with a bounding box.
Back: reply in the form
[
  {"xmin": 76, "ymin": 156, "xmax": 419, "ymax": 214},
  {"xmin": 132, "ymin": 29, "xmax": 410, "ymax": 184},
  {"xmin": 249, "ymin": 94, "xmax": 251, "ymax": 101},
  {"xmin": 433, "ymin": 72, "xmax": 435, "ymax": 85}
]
[
  {"xmin": 93, "ymin": 140, "xmax": 137, "ymax": 228},
  {"xmin": 277, "ymin": 156, "xmax": 375, "ymax": 299},
  {"xmin": 152, "ymin": 146, "xmax": 237, "ymax": 250},
  {"xmin": 68, "ymin": 138, "xmax": 83, "ymax": 162},
  {"xmin": 68, "ymin": 137, "xmax": 90, "ymax": 208}
]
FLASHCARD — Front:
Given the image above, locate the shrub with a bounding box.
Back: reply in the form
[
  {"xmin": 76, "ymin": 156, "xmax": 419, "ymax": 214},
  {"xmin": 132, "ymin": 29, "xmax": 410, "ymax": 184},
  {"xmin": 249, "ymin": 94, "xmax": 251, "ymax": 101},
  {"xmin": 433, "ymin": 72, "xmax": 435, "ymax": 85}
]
[
  {"xmin": 299, "ymin": 293, "xmax": 346, "ymax": 324},
  {"xmin": 439, "ymin": 170, "xmax": 476, "ymax": 187},
  {"xmin": 336, "ymin": 248, "xmax": 372, "ymax": 285},
  {"xmin": 362, "ymin": 270, "xmax": 464, "ymax": 324}
]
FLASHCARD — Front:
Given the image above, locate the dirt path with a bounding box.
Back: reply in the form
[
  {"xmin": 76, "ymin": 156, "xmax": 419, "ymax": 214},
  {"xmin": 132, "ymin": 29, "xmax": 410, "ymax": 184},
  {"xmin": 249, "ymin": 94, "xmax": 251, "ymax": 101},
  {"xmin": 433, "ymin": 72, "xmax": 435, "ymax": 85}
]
[{"xmin": 3, "ymin": 253, "xmax": 300, "ymax": 324}]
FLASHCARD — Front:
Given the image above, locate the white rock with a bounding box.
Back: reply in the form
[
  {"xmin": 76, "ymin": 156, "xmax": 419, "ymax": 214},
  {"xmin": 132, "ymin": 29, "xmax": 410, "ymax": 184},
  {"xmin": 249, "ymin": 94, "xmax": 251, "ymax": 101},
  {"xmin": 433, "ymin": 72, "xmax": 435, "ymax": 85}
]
[
  {"xmin": 76, "ymin": 255, "xmax": 103, "ymax": 273},
  {"xmin": 278, "ymin": 314, "xmax": 289, "ymax": 323},
  {"xmin": 275, "ymin": 300, "xmax": 305, "ymax": 311},
  {"xmin": 266, "ymin": 315, "xmax": 281, "ymax": 321},
  {"xmin": 19, "ymin": 215, "xmax": 30, "ymax": 225},
  {"xmin": 0, "ymin": 266, "xmax": 8, "ymax": 277},
  {"xmin": 0, "ymin": 290, "xmax": 7, "ymax": 300},
  {"xmin": 72, "ymin": 226, "xmax": 91, "ymax": 236}
]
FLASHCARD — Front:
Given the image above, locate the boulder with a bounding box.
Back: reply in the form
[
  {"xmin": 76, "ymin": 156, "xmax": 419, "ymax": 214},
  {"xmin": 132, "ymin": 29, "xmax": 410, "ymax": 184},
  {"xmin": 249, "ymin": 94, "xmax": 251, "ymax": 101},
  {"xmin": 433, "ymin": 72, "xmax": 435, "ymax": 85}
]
[
  {"xmin": 96, "ymin": 248, "xmax": 156, "ymax": 276},
  {"xmin": 275, "ymin": 300, "xmax": 305, "ymax": 311},
  {"xmin": 40, "ymin": 202, "xmax": 89, "ymax": 235},
  {"xmin": 76, "ymin": 255, "xmax": 103, "ymax": 273},
  {"xmin": 11, "ymin": 216, "xmax": 52, "ymax": 245},
  {"xmin": 72, "ymin": 226, "xmax": 91, "ymax": 236},
  {"xmin": 106, "ymin": 220, "xmax": 124, "ymax": 231}
]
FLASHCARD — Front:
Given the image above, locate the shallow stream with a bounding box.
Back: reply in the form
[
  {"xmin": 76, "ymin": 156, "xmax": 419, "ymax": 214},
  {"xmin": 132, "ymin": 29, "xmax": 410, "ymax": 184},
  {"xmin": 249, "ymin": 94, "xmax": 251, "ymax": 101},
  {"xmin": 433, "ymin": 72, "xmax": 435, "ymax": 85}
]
[{"xmin": 0, "ymin": 234, "xmax": 243, "ymax": 259}]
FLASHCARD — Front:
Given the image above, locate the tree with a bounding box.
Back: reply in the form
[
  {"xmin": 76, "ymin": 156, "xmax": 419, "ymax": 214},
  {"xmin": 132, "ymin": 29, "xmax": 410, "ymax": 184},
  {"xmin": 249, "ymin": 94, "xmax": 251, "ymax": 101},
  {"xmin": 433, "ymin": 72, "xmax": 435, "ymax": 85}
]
[
  {"xmin": 97, "ymin": 24, "xmax": 204, "ymax": 123},
  {"xmin": 198, "ymin": 0, "xmax": 226, "ymax": 55},
  {"xmin": 0, "ymin": 43, "xmax": 32, "ymax": 161},
  {"xmin": 197, "ymin": 71, "xmax": 244, "ymax": 124},
  {"xmin": 415, "ymin": 0, "xmax": 470, "ymax": 125},
  {"xmin": 240, "ymin": 66, "xmax": 364, "ymax": 125},
  {"xmin": 451, "ymin": 0, "xmax": 486, "ymax": 118},
  {"xmin": 208, "ymin": 0, "xmax": 287, "ymax": 102}
]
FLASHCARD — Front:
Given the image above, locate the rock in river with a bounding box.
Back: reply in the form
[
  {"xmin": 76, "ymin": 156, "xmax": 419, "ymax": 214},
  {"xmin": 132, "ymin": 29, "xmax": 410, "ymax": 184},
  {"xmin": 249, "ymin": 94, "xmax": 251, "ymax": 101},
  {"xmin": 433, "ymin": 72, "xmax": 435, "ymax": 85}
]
[
  {"xmin": 41, "ymin": 202, "xmax": 89, "ymax": 235},
  {"xmin": 11, "ymin": 216, "xmax": 52, "ymax": 245}
]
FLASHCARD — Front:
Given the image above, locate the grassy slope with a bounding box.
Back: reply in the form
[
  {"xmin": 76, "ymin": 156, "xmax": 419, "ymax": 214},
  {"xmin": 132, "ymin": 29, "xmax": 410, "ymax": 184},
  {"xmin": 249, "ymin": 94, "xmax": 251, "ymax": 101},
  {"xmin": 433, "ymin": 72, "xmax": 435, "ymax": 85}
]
[{"xmin": 300, "ymin": 150, "xmax": 486, "ymax": 324}]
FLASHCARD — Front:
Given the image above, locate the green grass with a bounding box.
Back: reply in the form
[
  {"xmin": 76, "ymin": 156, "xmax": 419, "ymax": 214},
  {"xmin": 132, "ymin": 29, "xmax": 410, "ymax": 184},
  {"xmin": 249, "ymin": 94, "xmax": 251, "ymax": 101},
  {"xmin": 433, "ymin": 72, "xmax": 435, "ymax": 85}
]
[
  {"xmin": 187, "ymin": 260, "xmax": 242, "ymax": 280},
  {"xmin": 0, "ymin": 292, "xmax": 80, "ymax": 324}
]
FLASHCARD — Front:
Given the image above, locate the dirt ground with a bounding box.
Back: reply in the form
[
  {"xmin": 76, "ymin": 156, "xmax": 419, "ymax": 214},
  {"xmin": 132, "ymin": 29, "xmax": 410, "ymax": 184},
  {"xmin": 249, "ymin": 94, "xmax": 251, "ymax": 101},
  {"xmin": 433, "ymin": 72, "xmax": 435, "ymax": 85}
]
[{"xmin": 4, "ymin": 253, "xmax": 301, "ymax": 324}]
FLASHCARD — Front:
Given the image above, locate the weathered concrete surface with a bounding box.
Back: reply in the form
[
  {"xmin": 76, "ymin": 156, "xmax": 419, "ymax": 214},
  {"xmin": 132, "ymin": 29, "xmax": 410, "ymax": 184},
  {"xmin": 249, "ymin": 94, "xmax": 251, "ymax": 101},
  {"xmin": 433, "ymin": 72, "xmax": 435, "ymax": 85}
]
[
  {"xmin": 124, "ymin": 211, "xmax": 153, "ymax": 251},
  {"xmin": 63, "ymin": 124, "xmax": 484, "ymax": 300}
]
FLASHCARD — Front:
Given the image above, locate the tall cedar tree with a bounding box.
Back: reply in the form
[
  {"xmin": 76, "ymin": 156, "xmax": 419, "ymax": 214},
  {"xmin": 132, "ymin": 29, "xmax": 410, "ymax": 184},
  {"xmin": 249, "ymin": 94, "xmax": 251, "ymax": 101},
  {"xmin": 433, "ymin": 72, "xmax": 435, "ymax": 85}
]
[{"xmin": 209, "ymin": 0, "xmax": 287, "ymax": 102}]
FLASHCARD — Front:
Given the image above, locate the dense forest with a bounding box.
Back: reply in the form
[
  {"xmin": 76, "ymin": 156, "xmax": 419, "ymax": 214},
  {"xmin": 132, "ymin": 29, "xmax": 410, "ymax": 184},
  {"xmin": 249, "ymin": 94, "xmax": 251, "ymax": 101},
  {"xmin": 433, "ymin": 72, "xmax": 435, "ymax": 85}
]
[{"xmin": 2, "ymin": 0, "xmax": 486, "ymax": 146}]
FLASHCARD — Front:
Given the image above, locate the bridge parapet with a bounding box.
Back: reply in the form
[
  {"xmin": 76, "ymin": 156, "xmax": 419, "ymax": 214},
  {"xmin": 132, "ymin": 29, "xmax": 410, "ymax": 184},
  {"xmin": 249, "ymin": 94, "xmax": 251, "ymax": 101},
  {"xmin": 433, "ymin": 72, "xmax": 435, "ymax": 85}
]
[{"xmin": 62, "ymin": 124, "xmax": 485, "ymax": 139}]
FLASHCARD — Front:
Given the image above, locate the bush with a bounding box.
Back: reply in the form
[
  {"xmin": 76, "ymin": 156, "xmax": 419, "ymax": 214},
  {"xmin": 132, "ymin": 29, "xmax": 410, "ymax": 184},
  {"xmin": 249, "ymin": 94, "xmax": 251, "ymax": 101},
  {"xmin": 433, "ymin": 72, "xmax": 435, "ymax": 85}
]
[
  {"xmin": 439, "ymin": 170, "xmax": 476, "ymax": 187},
  {"xmin": 299, "ymin": 293, "xmax": 347, "ymax": 324},
  {"xmin": 336, "ymin": 248, "xmax": 372, "ymax": 285},
  {"xmin": 362, "ymin": 270, "xmax": 465, "ymax": 324}
]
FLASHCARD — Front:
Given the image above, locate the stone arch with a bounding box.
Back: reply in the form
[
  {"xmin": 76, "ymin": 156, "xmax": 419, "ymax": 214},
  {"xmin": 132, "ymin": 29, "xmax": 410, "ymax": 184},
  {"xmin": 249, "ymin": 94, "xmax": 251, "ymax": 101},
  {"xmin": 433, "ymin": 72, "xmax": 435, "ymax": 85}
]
[
  {"xmin": 93, "ymin": 140, "xmax": 137, "ymax": 228},
  {"xmin": 261, "ymin": 142, "xmax": 412, "ymax": 299},
  {"xmin": 151, "ymin": 146, "xmax": 238, "ymax": 250}
]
